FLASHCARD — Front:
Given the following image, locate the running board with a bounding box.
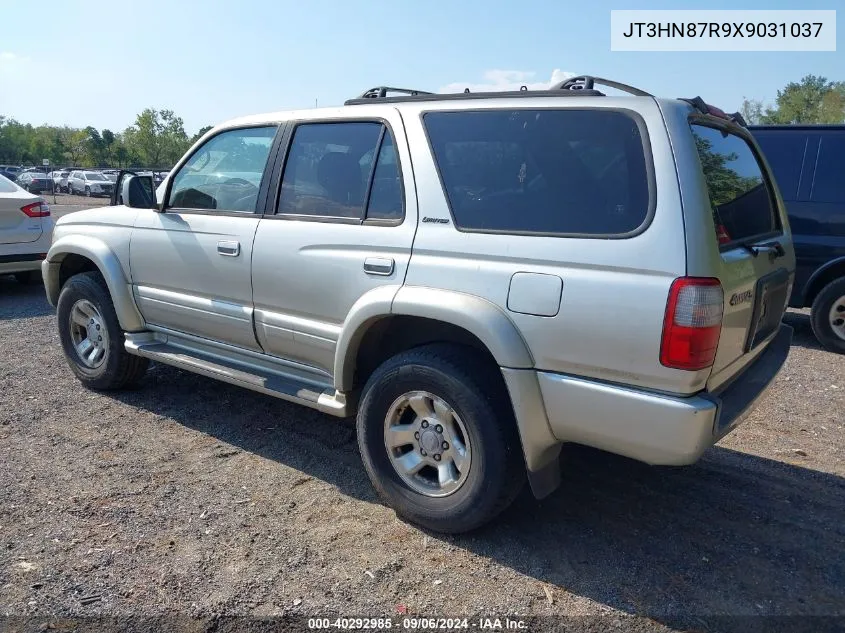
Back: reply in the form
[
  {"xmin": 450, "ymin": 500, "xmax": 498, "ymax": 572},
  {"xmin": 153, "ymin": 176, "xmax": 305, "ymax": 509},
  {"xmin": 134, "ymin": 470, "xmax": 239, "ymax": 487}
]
[{"xmin": 124, "ymin": 334, "xmax": 349, "ymax": 417}]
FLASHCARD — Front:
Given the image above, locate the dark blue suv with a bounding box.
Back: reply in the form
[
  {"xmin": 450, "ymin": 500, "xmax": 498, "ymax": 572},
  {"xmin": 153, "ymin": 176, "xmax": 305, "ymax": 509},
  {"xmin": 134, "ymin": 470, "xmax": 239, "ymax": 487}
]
[{"xmin": 751, "ymin": 125, "xmax": 845, "ymax": 353}]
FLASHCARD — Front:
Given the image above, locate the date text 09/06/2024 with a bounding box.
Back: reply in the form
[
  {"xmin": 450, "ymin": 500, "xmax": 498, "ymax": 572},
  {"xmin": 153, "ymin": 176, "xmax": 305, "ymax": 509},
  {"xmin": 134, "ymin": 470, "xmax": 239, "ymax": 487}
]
[{"xmin": 307, "ymin": 617, "xmax": 528, "ymax": 630}]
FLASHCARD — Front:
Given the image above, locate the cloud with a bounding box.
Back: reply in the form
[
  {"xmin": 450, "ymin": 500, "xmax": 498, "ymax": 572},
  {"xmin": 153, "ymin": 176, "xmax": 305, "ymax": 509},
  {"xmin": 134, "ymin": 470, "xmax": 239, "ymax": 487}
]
[
  {"xmin": 439, "ymin": 69, "xmax": 576, "ymax": 94},
  {"xmin": 0, "ymin": 52, "xmax": 31, "ymax": 74}
]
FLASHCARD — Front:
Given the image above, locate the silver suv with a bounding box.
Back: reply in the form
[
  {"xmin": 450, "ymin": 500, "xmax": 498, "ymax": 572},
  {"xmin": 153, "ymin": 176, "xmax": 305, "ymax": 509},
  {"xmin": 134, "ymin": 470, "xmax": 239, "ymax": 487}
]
[
  {"xmin": 68, "ymin": 170, "xmax": 114, "ymax": 197},
  {"xmin": 42, "ymin": 77, "xmax": 795, "ymax": 533}
]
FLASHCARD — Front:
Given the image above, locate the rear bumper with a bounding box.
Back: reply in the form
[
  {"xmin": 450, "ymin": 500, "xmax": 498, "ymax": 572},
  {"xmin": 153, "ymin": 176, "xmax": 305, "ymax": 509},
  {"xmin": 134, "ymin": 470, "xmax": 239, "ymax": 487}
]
[{"xmin": 529, "ymin": 324, "xmax": 792, "ymax": 466}]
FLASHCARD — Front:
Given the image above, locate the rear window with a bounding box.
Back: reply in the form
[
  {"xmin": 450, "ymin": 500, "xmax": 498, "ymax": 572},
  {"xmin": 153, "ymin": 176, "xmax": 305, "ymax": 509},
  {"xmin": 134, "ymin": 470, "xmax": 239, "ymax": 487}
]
[
  {"xmin": 691, "ymin": 124, "xmax": 780, "ymax": 246},
  {"xmin": 0, "ymin": 174, "xmax": 18, "ymax": 192},
  {"xmin": 752, "ymin": 131, "xmax": 808, "ymax": 201},
  {"xmin": 423, "ymin": 109, "xmax": 651, "ymax": 236}
]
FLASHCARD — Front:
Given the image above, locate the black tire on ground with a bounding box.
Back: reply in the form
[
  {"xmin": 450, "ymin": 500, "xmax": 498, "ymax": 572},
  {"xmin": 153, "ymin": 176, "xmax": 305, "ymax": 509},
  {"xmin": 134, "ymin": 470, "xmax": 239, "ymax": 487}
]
[
  {"xmin": 810, "ymin": 277, "xmax": 845, "ymax": 354},
  {"xmin": 357, "ymin": 343, "xmax": 525, "ymax": 533},
  {"xmin": 57, "ymin": 271, "xmax": 149, "ymax": 389},
  {"xmin": 84, "ymin": 186, "xmax": 91, "ymax": 197},
  {"xmin": 14, "ymin": 271, "xmax": 41, "ymax": 285}
]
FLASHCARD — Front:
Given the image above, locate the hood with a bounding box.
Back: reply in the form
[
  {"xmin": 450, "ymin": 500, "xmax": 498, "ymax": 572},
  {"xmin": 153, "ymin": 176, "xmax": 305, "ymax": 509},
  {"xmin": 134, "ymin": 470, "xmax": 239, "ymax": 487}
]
[{"xmin": 55, "ymin": 205, "xmax": 137, "ymax": 231}]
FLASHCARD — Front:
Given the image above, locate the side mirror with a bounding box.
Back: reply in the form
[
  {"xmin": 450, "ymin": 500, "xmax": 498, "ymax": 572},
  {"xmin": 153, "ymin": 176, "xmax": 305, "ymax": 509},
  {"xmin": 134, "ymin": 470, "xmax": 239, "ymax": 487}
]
[{"xmin": 112, "ymin": 170, "xmax": 157, "ymax": 209}]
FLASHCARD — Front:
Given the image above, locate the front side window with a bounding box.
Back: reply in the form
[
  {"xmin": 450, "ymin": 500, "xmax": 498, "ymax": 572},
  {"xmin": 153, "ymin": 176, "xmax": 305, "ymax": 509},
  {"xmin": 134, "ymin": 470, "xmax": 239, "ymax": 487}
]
[
  {"xmin": 692, "ymin": 124, "xmax": 779, "ymax": 245},
  {"xmin": 277, "ymin": 122, "xmax": 403, "ymax": 221},
  {"xmin": 168, "ymin": 125, "xmax": 277, "ymax": 213},
  {"xmin": 423, "ymin": 109, "xmax": 651, "ymax": 236}
]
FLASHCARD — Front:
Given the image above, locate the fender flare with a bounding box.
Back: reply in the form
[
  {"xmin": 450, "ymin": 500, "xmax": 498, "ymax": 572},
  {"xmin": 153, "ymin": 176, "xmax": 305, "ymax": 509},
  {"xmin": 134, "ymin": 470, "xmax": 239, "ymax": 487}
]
[
  {"xmin": 45, "ymin": 235, "xmax": 145, "ymax": 332},
  {"xmin": 334, "ymin": 285, "xmax": 534, "ymax": 392},
  {"xmin": 803, "ymin": 256, "xmax": 845, "ymax": 305}
]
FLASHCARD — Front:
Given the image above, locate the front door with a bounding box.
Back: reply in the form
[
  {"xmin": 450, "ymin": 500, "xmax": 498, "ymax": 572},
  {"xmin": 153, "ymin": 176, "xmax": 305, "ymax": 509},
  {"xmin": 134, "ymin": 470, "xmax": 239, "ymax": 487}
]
[{"xmin": 129, "ymin": 125, "xmax": 280, "ymax": 351}]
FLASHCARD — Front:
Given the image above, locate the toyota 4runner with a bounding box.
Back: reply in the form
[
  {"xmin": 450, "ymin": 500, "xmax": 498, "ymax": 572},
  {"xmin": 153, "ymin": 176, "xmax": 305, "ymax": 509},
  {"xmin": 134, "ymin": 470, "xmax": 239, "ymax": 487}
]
[{"xmin": 43, "ymin": 77, "xmax": 795, "ymax": 533}]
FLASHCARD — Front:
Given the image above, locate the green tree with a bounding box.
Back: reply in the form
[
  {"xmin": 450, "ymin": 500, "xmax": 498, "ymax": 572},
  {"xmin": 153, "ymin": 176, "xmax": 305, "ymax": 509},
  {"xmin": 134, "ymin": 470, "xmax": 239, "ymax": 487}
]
[
  {"xmin": 740, "ymin": 98, "xmax": 764, "ymax": 125},
  {"xmin": 124, "ymin": 108, "xmax": 190, "ymax": 168},
  {"xmin": 64, "ymin": 130, "xmax": 88, "ymax": 166},
  {"xmin": 761, "ymin": 75, "xmax": 845, "ymax": 124},
  {"xmin": 191, "ymin": 125, "xmax": 213, "ymax": 145},
  {"xmin": 101, "ymin": 129, "xmax": 115, "ymax": 164}
]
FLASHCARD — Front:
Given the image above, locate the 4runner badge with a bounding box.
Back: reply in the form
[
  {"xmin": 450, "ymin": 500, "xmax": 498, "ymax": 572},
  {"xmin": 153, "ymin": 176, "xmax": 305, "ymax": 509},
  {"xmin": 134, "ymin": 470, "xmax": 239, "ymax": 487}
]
[
  {"xmin": 422, "ymin": 216, "xmax": 449, "ymax": 224},
  {"xmin": 730, "ymin": 290, "xmax": 753, "ymax": 306}
]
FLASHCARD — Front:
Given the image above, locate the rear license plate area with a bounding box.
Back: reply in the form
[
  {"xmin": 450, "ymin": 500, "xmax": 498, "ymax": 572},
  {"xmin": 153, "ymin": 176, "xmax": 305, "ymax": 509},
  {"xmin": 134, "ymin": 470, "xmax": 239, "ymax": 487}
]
[{"xmin": 745, "ymin": 268, "xmax": 789, "ymax": 352}]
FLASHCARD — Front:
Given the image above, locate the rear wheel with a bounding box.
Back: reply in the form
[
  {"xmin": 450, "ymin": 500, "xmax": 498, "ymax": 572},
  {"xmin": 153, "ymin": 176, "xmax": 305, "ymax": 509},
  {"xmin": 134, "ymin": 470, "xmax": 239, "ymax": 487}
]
[
  {"xmin": 357, "ymin": 344, "xmax": 525, "ymax": 533},
  {"xmin": 57, "ymin": 271, "xmax": 149, "ymax": 389},
  {"xmin": 811, "ymin": 277, "xmax": 845, "ymax": 354}
]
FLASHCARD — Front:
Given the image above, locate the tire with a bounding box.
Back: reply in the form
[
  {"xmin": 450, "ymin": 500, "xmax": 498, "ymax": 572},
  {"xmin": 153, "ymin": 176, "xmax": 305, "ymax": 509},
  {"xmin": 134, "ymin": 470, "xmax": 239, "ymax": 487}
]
[
  {"xmin": 810, "ymin": 277, "xmax": 845, "ymax": 354},
  {"xmin": 357, "ymin": 343, "xmax": 525, "ymax": 533},
  {"xmin": 84, "ymin": 186, "xmax": 91, "ymax": 197},
  {"xmin": 57, "ymin": 271, "xmax": 149, "ymax": 390},
  {"xmin": 14, "ymin": 271, "xmax": 41, "ymax": 285}
]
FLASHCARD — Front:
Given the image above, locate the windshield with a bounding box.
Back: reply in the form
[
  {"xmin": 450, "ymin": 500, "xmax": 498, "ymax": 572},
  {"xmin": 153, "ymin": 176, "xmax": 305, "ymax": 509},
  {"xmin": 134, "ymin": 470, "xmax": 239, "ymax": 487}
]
[{"xmin": 85, "ymin": 172, "xmax": 107, "ymax": 181}]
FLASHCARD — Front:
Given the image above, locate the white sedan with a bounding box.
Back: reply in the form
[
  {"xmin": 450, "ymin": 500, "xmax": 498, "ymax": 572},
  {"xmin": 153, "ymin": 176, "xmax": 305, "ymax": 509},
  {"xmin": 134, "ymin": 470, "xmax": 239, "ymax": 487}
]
[{"xmin": 0, "ymin": 174, "xmax": 54, "ymax": 284}]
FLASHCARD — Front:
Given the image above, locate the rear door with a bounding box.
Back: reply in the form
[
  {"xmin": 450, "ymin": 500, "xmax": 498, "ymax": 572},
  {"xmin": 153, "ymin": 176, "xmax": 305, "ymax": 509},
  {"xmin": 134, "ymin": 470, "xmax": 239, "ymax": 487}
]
[
  {"xmin": 0, "ymin": 176, "xmax": 42, "ymax": 244},
  {"xmin": 689, "ymin": 122, "xmax": 795, "ymax": 390},
  {"xmin": 251, "ymin": 111, "xmax": 416, "ymax": 375}
]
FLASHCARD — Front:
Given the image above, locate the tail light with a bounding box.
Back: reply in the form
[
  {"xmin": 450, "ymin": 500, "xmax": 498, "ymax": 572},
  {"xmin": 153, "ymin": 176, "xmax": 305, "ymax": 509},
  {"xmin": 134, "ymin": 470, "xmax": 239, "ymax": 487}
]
[
  {"xmin": 660, "ymin": 277, "xmax": 723, "ymax": 371},
  {"xmin": 715, "ymin": 223, "xmax": 731, "ymax": 245},
  {"xmin": 21, "ymin": 201, "xmax": 50, "ymax": 217}
]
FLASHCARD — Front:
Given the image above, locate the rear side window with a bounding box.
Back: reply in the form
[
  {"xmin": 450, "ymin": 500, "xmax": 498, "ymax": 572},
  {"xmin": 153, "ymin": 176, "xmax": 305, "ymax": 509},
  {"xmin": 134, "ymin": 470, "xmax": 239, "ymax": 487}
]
[
  {"xmin": 811, "ymin": 134, "xmax": 845, "ymax": 203},
  {"xmin": 691, "ymin": 124, "xmax": 779, "ymax": 245},
  {"xmin": 752, "ymin": 132, "xmax": 808, "ymax": 201},
  {"xmin": 423, "ymin": 109, "xmax": 651, "ymax": 236}
]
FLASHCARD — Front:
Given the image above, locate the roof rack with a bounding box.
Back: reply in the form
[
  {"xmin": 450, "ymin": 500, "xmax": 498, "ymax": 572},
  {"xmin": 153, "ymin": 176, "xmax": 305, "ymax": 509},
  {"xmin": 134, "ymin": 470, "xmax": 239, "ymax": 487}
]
[
  {"xmin": 356, "ymin": 86, "xmax": 435, "ymax": 100},
  {"xmin": 344, "ymin": 74, "xmax": 650, "ymax": 105},
  {"xmin": 551, "ymin": 75, "xmax": 653, "ymax": 97}
]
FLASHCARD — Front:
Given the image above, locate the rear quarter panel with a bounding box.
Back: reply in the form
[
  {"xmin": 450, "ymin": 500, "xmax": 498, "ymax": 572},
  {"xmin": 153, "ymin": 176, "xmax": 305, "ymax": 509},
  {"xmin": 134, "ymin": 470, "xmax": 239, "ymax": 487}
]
[{"xmin": 402, "ymin": 97, "xmax": 707, "ymax": 395}]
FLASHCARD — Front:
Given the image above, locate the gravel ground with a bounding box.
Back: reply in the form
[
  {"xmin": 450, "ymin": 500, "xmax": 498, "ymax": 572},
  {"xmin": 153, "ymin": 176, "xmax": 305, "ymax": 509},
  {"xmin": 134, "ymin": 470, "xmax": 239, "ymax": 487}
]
[
  {"xmin": 0, "ymin": 279, "xmax": 843, "ymax": 632},
  {"xmin": 42, "ymin": 193, "xmax": 110, "ymax": 207}
]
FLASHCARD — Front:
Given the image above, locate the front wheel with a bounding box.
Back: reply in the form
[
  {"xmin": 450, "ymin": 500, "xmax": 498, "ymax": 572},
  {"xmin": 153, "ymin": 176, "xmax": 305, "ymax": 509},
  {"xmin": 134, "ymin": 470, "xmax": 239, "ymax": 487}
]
[
  {"xmin": 811, "ymin": 277, "xmax": 845, "ymax": 354},
  {"xmin": 357, "ymin": 344, "xmax": 525, "ymax": 533},
  {"xmin": 57, "ymin": 271, "xmax": 149, "ymax": 389}
]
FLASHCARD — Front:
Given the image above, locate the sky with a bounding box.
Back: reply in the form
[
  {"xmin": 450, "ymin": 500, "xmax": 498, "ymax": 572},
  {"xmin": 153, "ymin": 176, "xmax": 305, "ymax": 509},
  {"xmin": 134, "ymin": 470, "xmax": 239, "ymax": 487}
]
[{"xmin": 0, "ymin": 0, "xmax": 841, "ymax": 135}]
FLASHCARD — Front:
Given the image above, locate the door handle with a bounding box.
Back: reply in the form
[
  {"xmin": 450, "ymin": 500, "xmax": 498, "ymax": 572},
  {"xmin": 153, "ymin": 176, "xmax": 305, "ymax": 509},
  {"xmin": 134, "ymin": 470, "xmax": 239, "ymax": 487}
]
[
  {"xmin": 217, "ymin": 240, "xmax": 240, "ymax": 257},
  {"xmin": 363, "ymin": 257, "xmax": 394, "ymax": 276}
]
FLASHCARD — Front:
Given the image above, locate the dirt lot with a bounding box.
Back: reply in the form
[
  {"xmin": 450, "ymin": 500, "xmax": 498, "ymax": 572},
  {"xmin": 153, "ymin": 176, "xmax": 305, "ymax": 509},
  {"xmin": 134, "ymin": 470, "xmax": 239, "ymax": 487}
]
[{"xmin": 0, "ymin": 279, "xmax": 843, "ymax": 632}]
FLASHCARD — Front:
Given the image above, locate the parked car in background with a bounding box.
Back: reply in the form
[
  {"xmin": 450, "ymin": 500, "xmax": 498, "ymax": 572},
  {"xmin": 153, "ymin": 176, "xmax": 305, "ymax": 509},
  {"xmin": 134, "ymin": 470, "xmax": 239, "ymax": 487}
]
[
  {"xmin": 44, "ymin": 78, "xmax": 795, "ymax": 533},
  {"xmin": 751, "ymin": 125, "xmax": 845, "ymax": 353},
  {"xmin": 0, "ymin": 173, "xmax": 53, "ymax": 284},
  {"xmin": 0, "ymin": 166, "xmax": 21, "ymax": 182},
  {"xmin": 50, "ymin": 170, "xmax": 71, "ymax": 193},
  {"xmin": 68, "ymin": 171, "xmax": 114, "ymax": 197},
  {"xmin": 16, "ymin": 171, "xmax": 51, "ymax": 194}
]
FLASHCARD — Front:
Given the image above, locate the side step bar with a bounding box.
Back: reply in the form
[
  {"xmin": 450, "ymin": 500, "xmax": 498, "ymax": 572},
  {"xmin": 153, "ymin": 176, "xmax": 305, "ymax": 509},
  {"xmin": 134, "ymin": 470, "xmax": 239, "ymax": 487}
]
[{"xmin": 124, "ymin": 336, "xmax": 349, "ymax": 417}]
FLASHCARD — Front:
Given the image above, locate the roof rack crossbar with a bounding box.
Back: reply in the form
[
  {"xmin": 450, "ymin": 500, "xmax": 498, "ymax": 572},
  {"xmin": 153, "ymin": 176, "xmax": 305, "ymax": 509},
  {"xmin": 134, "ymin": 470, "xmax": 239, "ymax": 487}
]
[
  {"xmin": 551, "ymin": 75, "xmax": 653, "ymax": 97},
  {"xmin": 357, "ymin": 86, "xmax": 435, "ymax": 100}
]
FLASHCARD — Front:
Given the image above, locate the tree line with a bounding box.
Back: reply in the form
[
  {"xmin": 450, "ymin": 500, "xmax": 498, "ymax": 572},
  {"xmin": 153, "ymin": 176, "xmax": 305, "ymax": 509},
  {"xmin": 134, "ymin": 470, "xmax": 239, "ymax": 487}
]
[
  {"xmin": 0, "ymin": 108, "xmax": 213, "ymax": 169},
  {"xmin": 741, "ymin": 74, "xmax": 845, "ymax": 125}
]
